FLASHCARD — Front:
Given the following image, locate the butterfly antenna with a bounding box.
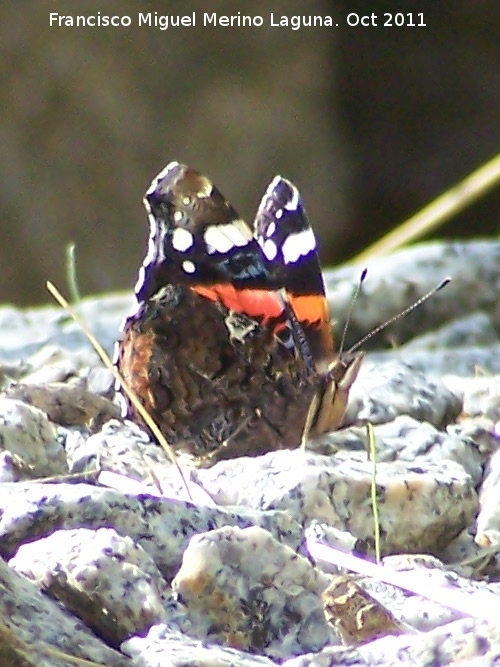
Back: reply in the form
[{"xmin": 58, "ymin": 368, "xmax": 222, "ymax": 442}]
[
  {"xmin": 347, "ymin": 276, "xmax": 451, "ymax": 356},
  {"xmin": 338, "ymin": 268, "xmax": 368, "ymax": 357}
]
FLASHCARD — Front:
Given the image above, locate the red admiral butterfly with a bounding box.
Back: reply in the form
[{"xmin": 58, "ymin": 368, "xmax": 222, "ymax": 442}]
[{"xmin": 115, "ymin": 162, "xmax": 363, "ymax": 463}]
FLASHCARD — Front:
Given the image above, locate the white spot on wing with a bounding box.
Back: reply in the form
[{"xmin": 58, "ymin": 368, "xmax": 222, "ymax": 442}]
[
  {"xmin": 281, "ymin": 228, "xmax": 316, "ymax": 264},
  {"xmin": 225, "ymin": 220, "xmax": 252, "ymax": 245},
  {"xmin": 173, "ymin": 210, "xmax": 183, "ymax": 223},
  {"xmin": 275, "ymin": 209, "xmax": 283, "ymax": 220},
  {"xmin": 265, "ymin": 221, "xmax": 276, "ymax": 238},
  {"xmin": 182, "ymin": 260, "xmax": 196, "ymax": 274},
  {"xmin": 204, "ymin": 221, "xmax": 250, "ymax": 254},
  {"xmin": 262, "ymin": 239, "xmax": 278, "ymax": 261},
  {"xmin": 172, "ymin": 227, "xmax": 194, "ymax": 252}
]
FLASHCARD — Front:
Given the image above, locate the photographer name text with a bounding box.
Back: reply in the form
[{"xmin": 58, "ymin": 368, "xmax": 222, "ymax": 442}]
[{"xmin": 49, "ymin": 11, "xmax": 426, "ymax": 30}]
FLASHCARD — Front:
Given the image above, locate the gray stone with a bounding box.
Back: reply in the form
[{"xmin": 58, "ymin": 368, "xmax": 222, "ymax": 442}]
[
  {"xmin": 342, "ymin": 360, "xmax": 462, "ymax": 427},
  {"xmin": 283, "ymin": 618, "xmax": 500, "ymax": 667},
  {"xmin": 10, "ymin": 526, "xmax": 169, "ymax": 647},
  {"xmin": 476, "ymin": 448, "xmax": 500, "ymax": 548},
  {"xmin": 123, "ymin": 625, "xmax": 279, "ymax": 667},
  {"xmin": 171, "ymin": 524, "xmax": 335, "ymax": 659},
  {"xmin": 0, "ymin": 397, "xmax": 67, "ymax": 480},
  {"xmin": 0, "ymin": 555, "xmax": 132, "ymax": 666},
  {"xmin": 317, "ymin": 415, "xmax": 488, "ymax": 485}
]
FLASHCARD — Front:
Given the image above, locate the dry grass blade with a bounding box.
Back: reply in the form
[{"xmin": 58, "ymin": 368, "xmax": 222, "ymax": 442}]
[
  {"xmin": 351, "ymin": 151, "xmax": 500, "ymax": 263},
  {"xmin": 46, "ymin": 280, "xmax": 192, "ymax": 502}
]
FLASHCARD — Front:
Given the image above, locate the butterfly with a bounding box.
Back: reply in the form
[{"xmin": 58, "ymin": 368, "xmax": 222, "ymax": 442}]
[{"xmin": 115, "ymin": 162, "xmax": 363, "ymax": 464}]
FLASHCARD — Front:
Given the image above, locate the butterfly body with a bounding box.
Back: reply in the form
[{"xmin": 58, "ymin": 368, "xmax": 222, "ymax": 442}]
[{"xmin": 116, "ymin": 162, "xmax": 362, "ymax": 464}]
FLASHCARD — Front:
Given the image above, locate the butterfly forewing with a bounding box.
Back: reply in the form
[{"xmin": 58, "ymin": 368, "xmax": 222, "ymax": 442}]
[{"xmin": 136, "ymin": 162, "xmax": 274, "ymax": 303}]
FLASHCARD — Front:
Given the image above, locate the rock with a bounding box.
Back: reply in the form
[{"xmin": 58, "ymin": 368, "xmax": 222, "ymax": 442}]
[
  {"xmin": 476, "ymin": 448, "xmax": 500, "ymax": 548},
  {"xmin": 123, "ymin": 625, "xmax": 279, "ymax": 667},
  {"xmin": 282, "ymin": 618, "xmax": 500, "ymax": 667},
  {"xmin": 457, "ymin": 375, "xmax": 500, "ymax": 422},
  {"xmin": 0, "ymin": 556, "xmax": 131, "ymax": 666},
  {"xmin": 317, "ymin": 414, "xmax": 488, "ymax": 485},
  {"xmin": 10, "ymin": 527, "xmax": 168, "ymax": 647},
  {"xmin": 0, "ymin": 397, "xmax": 67, "ymax": 481},
  {"xmin": 172, "ymin": 524, "xmax": 334, "ymax": 659},
  {"xmin": 4, "ymin": 381, "xmax": 119, "ymax": 427},
  {"xmin": 322, "ymin": 574, "xmax": 407, "ymax": 645},
  {"xmin": 341, "ymin": 359, "xmax": 462, "ymax": 427}
]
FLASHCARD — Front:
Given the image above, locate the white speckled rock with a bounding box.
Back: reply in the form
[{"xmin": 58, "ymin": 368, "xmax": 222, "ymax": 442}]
[
  {"xmin": 123, "ymin": 625, "xmax": 279, "ymax": 666},
  {"xmin": 20, "ymin": 344, "xmax": 95, "ymax": 384},
  {"xmin": 317, "ymin": 415, "xmax": 488, "ymax": 485},
  {"xmin": 447, "ymin": 417, "xmax": 500, "ymax": 459},
  {"xmin": 342, "ymin": 360, "xmax": 461, "ymax": 427},
  {"xmin": 305, "ymin": 522, "xmax": 371, "ymax": 572},
  {"xmin": 4, "ymin": 381, "xmax": 119, "ymax": 427},
  {"xmin": 365, "ymin": 554, "xmax": 460, "ymax": 632},
  {"xmin": 69, "ymin": 419, "xmax": 174, "ymax": 481},
  {"xmin": 402, "ymin": 312, "xmax": 500, "ymax": 351},
  {"xmin": 0, "ymin": 555, "xmax": 131, "ymax": 666},
  {"xmin": 0, "ymin": 293, "xmax": 133, "ymax": 364},
  {"xmin": 0, "ymin": 397, "xmax": 67, "ymax": 481},
  {"xmin": 367, "ymin": 345, "xmax": 500, "ymax": 377},
  {"xmin": 9, "ymin": 526, "xmax": 168, "ymax": 647},
  {"xmin": 172, "ymin": 524, "xmax": 334, "ymax": 659},
  {"xmin": 401, "ymin": 312, "xmax": 498, "ymax": 352},
  {"xmin": 196, "ymin": 449, "xmax": 477, "ymax": 554}
]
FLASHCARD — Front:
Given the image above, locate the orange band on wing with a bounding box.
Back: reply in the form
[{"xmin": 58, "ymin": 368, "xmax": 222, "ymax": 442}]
[
  {"xmin": 289, "ymin": 294, "xmax": 329, "ymax": 327},
  {"xmin": 288, "ymin": 294, "xmax": 334, "ymax": 356},
  {"xmin": 191, "ymin": 284, "xmax": 284, "ymax": 325}
]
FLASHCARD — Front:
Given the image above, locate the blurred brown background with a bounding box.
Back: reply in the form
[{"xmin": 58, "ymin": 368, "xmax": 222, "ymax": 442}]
[{"xmin": 1, "ymin": 0, "xmax": 499, "ymax": 306}]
